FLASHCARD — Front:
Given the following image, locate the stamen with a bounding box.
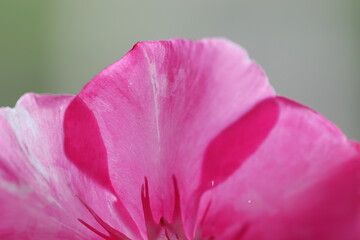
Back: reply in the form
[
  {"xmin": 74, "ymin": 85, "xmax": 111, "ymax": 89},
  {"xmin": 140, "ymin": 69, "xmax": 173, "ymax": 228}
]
[
  {"xmin": 141, "ymin": 176, "xmax": 186, "ymax": 240},
  {"xmin": 193, "ymin": 200, "xmax": 212, "ymax": 240},
  {"xmin": 170, "ymin": 175, "xmax": 186, "ymax": 238},
  {"xmin": 200, "ymin": 200, "xmax": 212, "ymax": 227},
  {"xmin": 78, "ymin": 218, "xmax": 110, "ymax": 240},
  {"xmin": 77, "ymin": 196, "xmax": 131, "ymax": 240},
  {"xmin": 141, "ymin": 177, "xmax": 161, "ymax": 239}
]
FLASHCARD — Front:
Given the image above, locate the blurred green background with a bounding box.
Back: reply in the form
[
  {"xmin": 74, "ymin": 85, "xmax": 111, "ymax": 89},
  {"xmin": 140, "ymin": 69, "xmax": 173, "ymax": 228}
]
[{"xmin": 1, "ymin": 0, "xmax": 359, "ymax": 139}]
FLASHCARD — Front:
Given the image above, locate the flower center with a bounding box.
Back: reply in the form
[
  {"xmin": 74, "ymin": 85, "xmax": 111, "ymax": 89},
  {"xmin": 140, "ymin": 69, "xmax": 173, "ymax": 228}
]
[
  {"xmin": 78, "ymin": 177, "xmax": 192, "ymax": 240},
  {"xmin": 141, "ymin": 177, "xmax": 187, "ymax": 240}
]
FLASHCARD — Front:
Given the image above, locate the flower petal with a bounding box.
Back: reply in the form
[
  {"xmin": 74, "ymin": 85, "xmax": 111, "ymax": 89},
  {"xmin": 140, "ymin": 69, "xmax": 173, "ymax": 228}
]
[
  {"xmin": 0, "ymin": 94, "xmax": 139, "ymax": 239},
  {"xmin": 64, "ymin": 38, "xmax": 275, "ymax": 237},
  {"xmin": 201, "ymin": 95, "xmax": 279, "ymax": 189},
  {"xmin": 64, "ymin": 96, "xmax": 112, "ymax": 191},
  {"xmin": 198, "ymin": 97, "xmax": 360, "ymax": 240}
]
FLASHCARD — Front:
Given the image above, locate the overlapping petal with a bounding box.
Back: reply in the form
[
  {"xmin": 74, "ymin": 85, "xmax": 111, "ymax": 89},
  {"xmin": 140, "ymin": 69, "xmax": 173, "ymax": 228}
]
[
  {"xmin": 198, "ymin": 97, "xmax": 360, "ymax": 240},
  {"xmin": 64, "ymin": 38, "xmax": 275, "ymax": 237},
  {"xmin": 0, "ymin": 94, "xmax": 139, "ymax": 239}
]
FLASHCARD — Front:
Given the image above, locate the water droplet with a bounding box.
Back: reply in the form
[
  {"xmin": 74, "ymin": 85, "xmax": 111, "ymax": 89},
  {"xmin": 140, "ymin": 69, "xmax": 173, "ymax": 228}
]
[
  {"xmin": 211, "ymin": 180, "xmax": 215, "ymax": 187},
  {"xmin": 247, "ymin": 200, "xmax": 252, "ymax": 204}
]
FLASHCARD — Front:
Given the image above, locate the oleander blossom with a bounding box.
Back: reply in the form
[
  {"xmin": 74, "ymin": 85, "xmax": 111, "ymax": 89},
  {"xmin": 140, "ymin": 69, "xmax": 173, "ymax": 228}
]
[{"xmin": 0, "ymin": 38, "xmax": 359, "ymax": 240}]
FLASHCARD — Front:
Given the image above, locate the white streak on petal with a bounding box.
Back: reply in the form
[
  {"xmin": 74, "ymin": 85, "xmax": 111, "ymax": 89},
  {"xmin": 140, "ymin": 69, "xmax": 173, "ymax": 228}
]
[
  {"xmin": 143, "ymin": 48, "xmax": 162, "ymax": 150},
  {"xmin": 7, "ymin": 105, "xmax": 49, "ymax": 183}
]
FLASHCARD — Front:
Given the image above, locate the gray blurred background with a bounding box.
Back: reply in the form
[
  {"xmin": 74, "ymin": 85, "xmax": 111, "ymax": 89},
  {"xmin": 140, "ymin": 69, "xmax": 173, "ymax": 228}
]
[{"xmin": 1, "ymin": 0, "xmax": 359, "ymax": 139}]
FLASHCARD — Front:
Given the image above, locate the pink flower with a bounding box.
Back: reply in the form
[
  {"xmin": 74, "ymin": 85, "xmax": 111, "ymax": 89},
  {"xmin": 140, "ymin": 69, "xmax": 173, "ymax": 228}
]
[{"xmin": 0, "ymin": 38, "xmax": 359, "ymax": 240}]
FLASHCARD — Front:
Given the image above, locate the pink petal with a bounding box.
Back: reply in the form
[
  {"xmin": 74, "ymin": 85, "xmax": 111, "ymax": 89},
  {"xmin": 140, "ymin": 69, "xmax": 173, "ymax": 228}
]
[
  {"xmin": 64, "ymin": 38, "xmax": 275, "ymax": 237},
  {"xmin": 198, "ymin": 97, "xmax": 360, "ymax": 240},
  {"xmin": 64, "ymin": 97, "xmax": 112, "ymax": 191},
  {"xmin": 201, "ymin": 94, "xmax": 279, "ymax": 189},
  {"xmin": 0, "ymin": 94, "xmax": 139, "ymax": 239}
]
